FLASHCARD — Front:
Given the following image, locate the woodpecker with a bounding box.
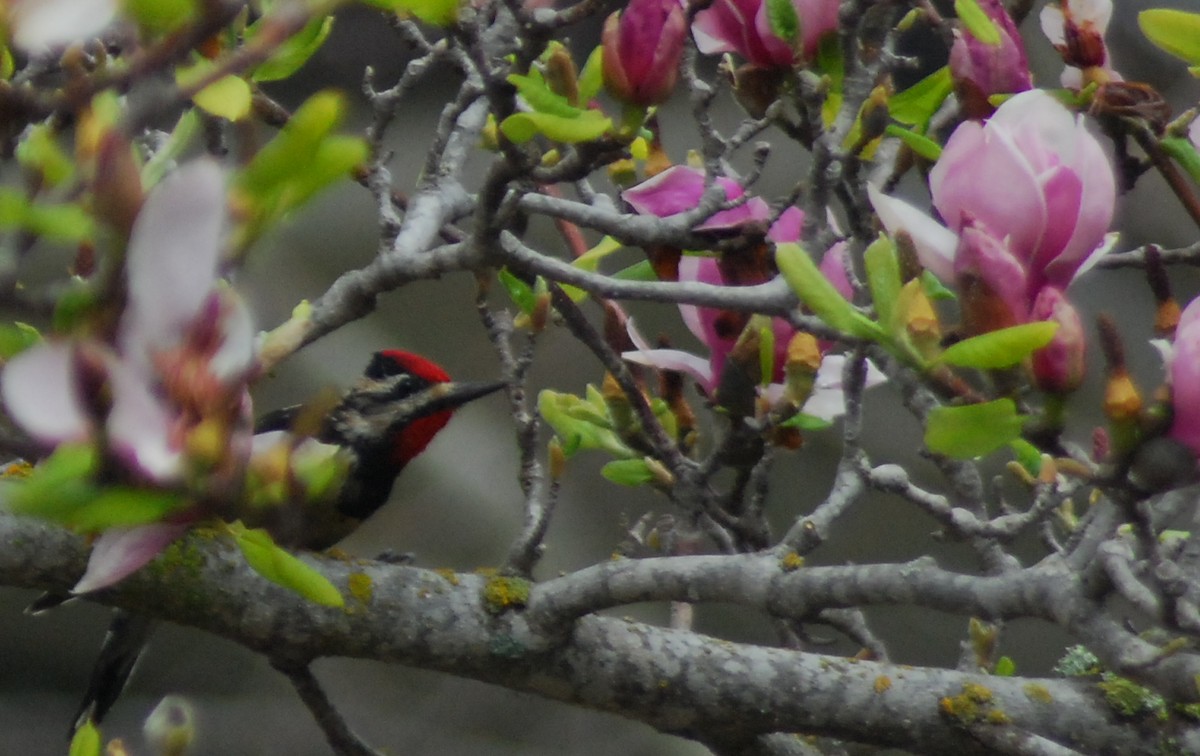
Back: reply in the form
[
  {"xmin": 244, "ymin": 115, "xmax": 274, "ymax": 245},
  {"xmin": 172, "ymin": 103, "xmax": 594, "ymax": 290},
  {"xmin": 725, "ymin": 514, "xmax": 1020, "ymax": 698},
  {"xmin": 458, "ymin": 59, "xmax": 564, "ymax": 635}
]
[{"xmin": 72, "ymin": 349, "xmax": 504, "ymax": 730}]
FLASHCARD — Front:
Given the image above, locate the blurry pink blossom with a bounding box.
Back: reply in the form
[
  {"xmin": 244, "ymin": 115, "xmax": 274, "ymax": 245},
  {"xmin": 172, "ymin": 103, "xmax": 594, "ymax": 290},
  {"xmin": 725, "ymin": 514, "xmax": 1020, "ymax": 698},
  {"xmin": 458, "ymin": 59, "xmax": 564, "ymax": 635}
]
[
  {"xmin": 622, "ymin": 164, "xmax": 799, "ymax": 234},
  {"xmin": 1169, "ymin": 297, "xmax": 1200, "ymax": 457},
  {"xmin": 692, "ymin": 0, "xmax": 839, "ymax": 69},
  {"xmin": 2, "ymin": 160, "xmax": 256, "ymax": 592},
  {"xmin": 6, "ymin": 0, "xmax": 117, "ymax": 53}
]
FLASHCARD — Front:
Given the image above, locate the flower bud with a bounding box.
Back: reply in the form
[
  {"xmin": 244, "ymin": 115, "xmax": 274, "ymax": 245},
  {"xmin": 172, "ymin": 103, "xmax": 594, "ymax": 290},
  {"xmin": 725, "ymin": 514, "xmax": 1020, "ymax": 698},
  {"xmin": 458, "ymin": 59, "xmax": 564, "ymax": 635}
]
[
  {"xmin": 1030, "ymin": 287, "xmax": 1086, "ymax": 394},
  {"xmin": 949, "ymin": 0, "xmax": 1031, "ymax": 119},
  {"xmin": 601, "ymin": 0, "xmax": 686, "ymax": 108}
]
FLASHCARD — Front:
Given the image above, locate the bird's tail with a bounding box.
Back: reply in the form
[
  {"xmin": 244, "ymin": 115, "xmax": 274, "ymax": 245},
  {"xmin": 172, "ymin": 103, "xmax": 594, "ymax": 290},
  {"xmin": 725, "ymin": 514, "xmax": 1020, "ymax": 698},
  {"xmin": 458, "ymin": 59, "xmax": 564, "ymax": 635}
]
[{"xmin": 72, "ymin": 610, "xmax": 157, "ymax": 734}]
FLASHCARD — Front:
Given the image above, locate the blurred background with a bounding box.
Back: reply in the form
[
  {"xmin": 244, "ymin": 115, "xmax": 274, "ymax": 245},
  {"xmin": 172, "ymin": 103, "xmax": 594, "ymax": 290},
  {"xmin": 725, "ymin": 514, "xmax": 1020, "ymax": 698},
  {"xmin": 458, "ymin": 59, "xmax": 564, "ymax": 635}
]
[{"xmin": 3, "ymin": 1, "xmax": 1200, "ymax": 753}]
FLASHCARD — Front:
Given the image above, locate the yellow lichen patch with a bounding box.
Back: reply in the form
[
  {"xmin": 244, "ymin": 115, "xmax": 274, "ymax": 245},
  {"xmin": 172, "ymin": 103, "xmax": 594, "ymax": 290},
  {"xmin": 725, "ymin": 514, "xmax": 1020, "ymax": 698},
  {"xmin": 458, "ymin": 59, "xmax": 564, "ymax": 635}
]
[
  {"xmin": 482, "ymin": 575, "xmax": 531, "ymax": 614},
  {"xmin": 2, "ymin": 460, "xmax": 32, "ymax": 478},
  {"xmin": 780, "ymin": 552, "xmax": 805, "ymax": 572},
  {"xmin": 433, "ymin": 568, "xmax": 461, "ymax": 586},
  {"xmin": 1023, "ymin": 683, "xmax": 1053, "ymax": 704},
  {"xmin": 874, "ymin": 676, "xmax": 892, "ymax": 694},
  {"xmin": 939, "ymin": 682, "xmax": 999, "ymax": 725},
  {"xmin": 347, "ymin": 572, "xmax": 373, "ymax": 605},
  {"xmin": 986, "ymin": 710, "xmax": 1011, "ymax": 725}
]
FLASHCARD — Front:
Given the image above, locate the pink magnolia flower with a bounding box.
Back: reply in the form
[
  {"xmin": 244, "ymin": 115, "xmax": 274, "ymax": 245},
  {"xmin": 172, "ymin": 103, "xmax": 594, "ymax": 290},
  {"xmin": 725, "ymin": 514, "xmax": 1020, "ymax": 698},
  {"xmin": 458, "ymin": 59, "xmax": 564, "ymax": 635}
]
[
  {"xmin": 2, "ymin": 160, "xmax": 257, "ymax": 592},
  {"xmin": 622, "ymin": 164, "xmax": 799, "ymax": 234},
  {"xmin": 1029, "ymin": 287, "xmax": 1086, "ymax": 394},
  {"xmin": 869, "ymin": 89, "xmax": 1117, "ymax": 328},
  {"xmin": 1169, "ymin": 298, "xmax": 1200, "ymax": 457},
  {"xmin": 601, "ymin": 0, "xmax": 687, "ymax": 107},
  {"xmin": 6, "ymin": 0, "xmax": 117, "ymax": 53},
  {"xmin": 692, "ymin": 0, "xmax": 839, "ymax": 69},
  {"xmin": 1040, "ymin": 0, "xmax": 1119, "ymax": 88},
  {"xmin": 948, "ymin": 0, "xmax": 1031, "ymax": 118}
]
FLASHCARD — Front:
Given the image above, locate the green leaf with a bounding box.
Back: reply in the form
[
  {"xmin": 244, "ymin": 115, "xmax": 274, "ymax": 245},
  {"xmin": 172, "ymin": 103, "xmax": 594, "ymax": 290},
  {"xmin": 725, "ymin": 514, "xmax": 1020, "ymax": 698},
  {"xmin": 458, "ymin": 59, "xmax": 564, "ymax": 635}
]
[
  {"xmin": 920, "ymin": 270, "xmax": 957, "ymax": 302},
  {"xmin": 925, "ymin": 399, "xmax": 1025, "ymax": 459},
  {"xmin": 1162, "ymin": 136, "xmax": 1200, "ymax": 185},
  {"xmin": 955, "ymin": 0, "xmax": 1001, "ymax": 45},
  {"xmin": 125, "ymin": 0, "xmax": 198, "ymax": 35},
  {"xmin": 240, "ymin": 90, "xmax": 346, "ymax": 194},
  {"xmin": 508, "ymin": 73, "xmax": 583, "ymax": 118},
  {"xmin": 0, "ymin": 322, "xmax": 40, "ymax": 359},
  {"xmin": 601, "ymin": 459, "xmax": 655, "ymax": 486},
  {"xmin": 69, "ymin": 719, "xmax": 102, "ymax": 756},
  {"xmin": 361, "ymin": 0, "xmax": 460, "ymax": 25},
  {"xmin": 142, "ymin": 110, "xmax": 202, "ymax": 187},
  {"xmin": 177, "ymin": 61, "xmax": 251, "ymax": 121},
  {"xmin": 994, "ymin": 656, "xmax": 1016, "ymax": 676},
  {"xmin": 766, "ymin": 0, "xmax": 799, "ymax": 44},
  {"xmin": 864, "ymin": 234, "xmax": 901, "ymax": 328},
  {"xmin": 0, "ymin": 189, "xmax": 94, "ymax": 243},
  {"xmin": 1009, "ymin": 438, "xmax": 1042, "ymax": 477},
  {"xmin": 499, "ymin": 109, "xmax": 612, "ymax": 144},
  {"xmin": 228, "ymin": 522, "xmax": 344, "ymax": 607},
  {"xmin": 498, "ymin": 268, "xmax": 535, "ymax": 314},
  {"xmin": 538, "ymin": 389, "xmax": 634, "ymax": 458},
  {"xmin": 5, "ymin": 444, "xmax": 99, "ymax": 521},
  {"xmin": 884, "ymin": 124, "xmax": 942, "ymax": 161},
  {"xmin": 252, "ymin": 15, "xmax": 335, "ymax": 82},
  {"xmin": 888, "ymin": 66, "xmax": 952, "ymax": 128},
  {"xmin": 776, "ymin": 242, "xmax": 884, "ymax": 340},
  {"xmin": 938, "ymin": 321, "xmax": 1059, "ymax": 369},
  {"xmin": 17, "ymin": 124, "xmax": 74, "ymax": 187},
  {"xmin": 63, "ymin": 488, "xmax": 188, "ymax": 533},
  {"xmin": 758, "ymin": 320, "xmax": 776, "ymax": 387},
  {"xmin": 612, "ymin": 260, "xmax": 658, "ymax": 281},
  {"xmin": 577, "ymin": 46, "xmax": 604, "ymax": 104},
  {"xmin": 778, "ymin": 412, "xmax": 834, "ymax": 430},
  {"xmin": 1139, "ymin": 9, "xmax": 1200, "ymax": 66}
]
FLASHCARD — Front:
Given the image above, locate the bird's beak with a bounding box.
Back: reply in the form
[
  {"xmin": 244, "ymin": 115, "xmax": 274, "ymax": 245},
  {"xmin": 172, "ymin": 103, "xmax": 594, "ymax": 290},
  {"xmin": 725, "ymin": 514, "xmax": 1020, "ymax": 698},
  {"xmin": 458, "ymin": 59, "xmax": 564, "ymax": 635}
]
[{"xmin": 403, "ymin": 379, "xmax": 507, "ymax": 420}]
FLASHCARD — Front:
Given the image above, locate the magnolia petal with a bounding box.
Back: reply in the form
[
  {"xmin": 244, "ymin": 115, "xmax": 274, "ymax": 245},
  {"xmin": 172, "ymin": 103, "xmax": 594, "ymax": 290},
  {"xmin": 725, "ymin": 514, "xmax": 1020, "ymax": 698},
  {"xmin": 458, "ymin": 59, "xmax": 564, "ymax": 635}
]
[
  {"xmin": 1, "ymin": 342, "xmax": 90, "ymax": 444},
  {"xmin": 1039, "ymin": 4, "xmax": 1066, "ymax": 46},
  {"xmin": 767, "ymin": 206, "xmax": 805, "ymax": 243},
  {"xmin": 122, "ymin": 160, "xmax": 227, "ymax": 366},
  {"xmin": 867, "ymin": 185, "xmax": 958, "ymax": 282},
  {"xmin": 208, "ymin": 291, "xmax": 258, "ymax": 381},
  {"xmin": 623, "ymin": 348, "xmax": 716, "ymax": 394},
  {"xmin": 107, "ymin": 359, "xmax": 182, "ymax": 482},
  {"xmin": 73, "ymin": 522, "xmax": 189, "ymax": 594},
  {"xmin": 8, "ymin": 0, "xmax": 117, "ymax": 53},
  {"xmin": 1171, "ymin": 298, "xmax": 1200, "ymax": 455}
]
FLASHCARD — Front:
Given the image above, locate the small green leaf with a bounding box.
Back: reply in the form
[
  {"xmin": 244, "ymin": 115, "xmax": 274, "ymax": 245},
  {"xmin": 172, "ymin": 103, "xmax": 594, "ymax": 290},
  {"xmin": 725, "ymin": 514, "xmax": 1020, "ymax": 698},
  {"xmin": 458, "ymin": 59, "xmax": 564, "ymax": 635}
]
[
  {"xmin": 995, "ymin": 656, "xmax": 1016, "ymax": 676},
  {"xmin": 125, "ymin": 0, "xmax": 197, "ymax": 35},
  {"xmin": 498, "ymin": 268, "xmax": 535, "ymax": 314},
  {"xmin": 538, "ymin": 389, "xmax": 635, "ymax": 458},
  {"xmin": 508, "ymin": 73, "xmax": 583, "ymax": 118},
  {"xmin": 776, "ymin": 242, "xmax": 884, "ymax": 340},
  {"xmin": 601, "ymin": 459, "xmax": 655, "ymax": 486},
  {"xmin": 69, "ymin": 719, "xmax": 102, "ymax": 756},
  {"xmin": 888, "ymin": 66, "xmax": 953, "ymax": 128},
  {"xmin": 955, "ymin": 0, "xmax": 1001, "ymax": 45},
  {"xmin": 864, "ymin": 234, "xmax": 901, "ymax": 328},
  {"xmin": 0, "ymin": 189, "xmax": 94, "ymax": 243},
  {"xmin": 1009, "ymin": 438, "xmax": 1042, "ymax": 477},
  {"xmin": 0, "ymin": 322, "xmax": 40, "ymax": 359},
  {"xmin": 766, "ymin": 0, "xmax": 799, "ymax": 44},
  {"xmin": 612, "ymin": 260, "xmax": 658, "ymax": 281},
  {"xmin": 228, "ymin": 522, "xmax": 344, "ymax": 607},
  {"xmin": 17, "ymin": 124, "xmax": 74, "ymax": 187},
  {"xmin": 1162, "ymin": 136, "xmax": 1200, "ymax": 185},
  {"xmin": 1139, "ymin": 9, "xmax": 1200, "ymax": 66},
  {"xmin": 758, "ymin": 320, "xmax": 776, "ymax": 387},
  {"xmin": 178, "ymin": 61, "xmax": 252, "ymax": 121},
  {"xmin": 938, "ymin": 321, "xmax": 1059, "ymax": 369},
  {"xmin": 884, "ymin": 124, "xmax": 942, "ymax": 161},
  {"xmin": 779, "ymin": 412, "xmax": 834, "ymax": 431},
  {"xmin": 361, "ymin": 0, "xmax": 460, "ymax": 25},
  {"xmin": 577, "ymin": 46, "xmax": 604, "ymax": 104},
  {"xmin": 920, "ymin": 270, "xmax": 957, "ymax": 302},
  {"xmin": 252, "ymin": 15, "xmax": 335, "ymax": 82},
  {"xmin": 499, "ymin": 109, "xmax": 612, "ymax": 144},
  {"xmin": 925, "ymin": 399, "xmax": 1025, "ymax": 459},
  {"xmin": 63, "ymin": 488, "xmax": 188, "ymax": 533},
  {"xmin": 239, "ymin": 90, "xmax": 346, "ymax": 194}
]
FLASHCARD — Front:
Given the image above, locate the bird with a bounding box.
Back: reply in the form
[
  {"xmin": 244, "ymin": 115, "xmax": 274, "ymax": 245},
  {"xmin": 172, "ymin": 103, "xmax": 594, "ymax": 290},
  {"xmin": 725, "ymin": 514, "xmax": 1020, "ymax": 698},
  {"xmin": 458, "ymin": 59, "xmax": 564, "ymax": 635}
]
[{"xmin": 70, "ymin": 349, "xmax": 505, "ymax": 731}]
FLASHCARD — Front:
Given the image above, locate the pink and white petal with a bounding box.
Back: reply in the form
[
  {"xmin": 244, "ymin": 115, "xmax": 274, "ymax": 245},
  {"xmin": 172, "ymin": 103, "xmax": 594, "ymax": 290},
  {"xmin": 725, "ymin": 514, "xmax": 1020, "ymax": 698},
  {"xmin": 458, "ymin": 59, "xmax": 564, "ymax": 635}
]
[
  {"xmin": 1073, "ymin": 0, "xmax": 1112, "ymax": 29},
  {"xmin": 867, "ymin": 185, "xmax": 958, "ymax": 282},
  {"xmin": 122, "ymin": 160, "xmax": 227, "ymax": 362},
  {"xmin": 1039, "ymin": 4, "xmax": 1066, "ymax": 46},
  {"xmin": 2, "ymin": 343, "xmax": 91, "ymax": 444},
  {"xmin": 8, "ymin": 0, "xmax": 117, "ymax": 53},
  {"xmin": 209, "ymin": 291, "xmax": 258, "ymax": 382},
  {"xmin": 623, "ymin": 348, "xmax": 716, "ymax": 394},
  {"xmin": 820, "ymin": 242, "xmax": 854, "ymax": 300},
  {"xmin": 107, "ymin": 360, "xmax": 181, "ymax": 482},
  {"xmin": 622, "ymin": 165, "xmax": 707, "ymax": 217},
  {"xmin": 72, "ymin": 522, "xmax": 189, "ymax": 594},
  {"xmin": 767, "ymin": 206, "xmax": 805, "ymax": 243},
  {"xmin": 1061, "ymin": 231, "xmax": 1119, "ymax": 287}
]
